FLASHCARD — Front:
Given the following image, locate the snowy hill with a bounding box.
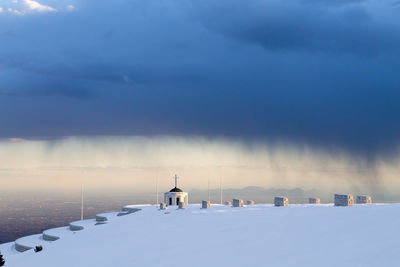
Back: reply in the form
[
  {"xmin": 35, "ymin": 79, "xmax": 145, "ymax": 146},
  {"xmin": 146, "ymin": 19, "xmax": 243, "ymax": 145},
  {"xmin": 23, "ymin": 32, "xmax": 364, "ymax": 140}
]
[{"xmin": 1, "ymin": 203, "xmax": 399, "ymax": 267}]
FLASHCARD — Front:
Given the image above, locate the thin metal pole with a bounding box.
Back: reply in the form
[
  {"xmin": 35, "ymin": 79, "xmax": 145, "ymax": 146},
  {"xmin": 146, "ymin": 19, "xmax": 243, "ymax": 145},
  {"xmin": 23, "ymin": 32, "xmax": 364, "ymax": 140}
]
[
  {"xmin": 80, "ymin": 180, "xmax": 84, "ymax": 221},
  {"xmin": 156, "ymin": 177, "xmax": 159, "ymax": 205},
  {"xmin": 220, "ymin": 177, "xmax": 223, "ymax": 205},
  {"xmin": 208, "ymin": 177, "xmax": 210, "ymax": 202}
]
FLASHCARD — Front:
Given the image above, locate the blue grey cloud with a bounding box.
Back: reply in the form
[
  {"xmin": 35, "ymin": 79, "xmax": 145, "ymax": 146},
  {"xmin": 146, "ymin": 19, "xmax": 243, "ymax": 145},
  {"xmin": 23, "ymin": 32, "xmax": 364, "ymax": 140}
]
[
  {"xmin": 193, "ymin": 0, "xmax": 400, "ymax": 55},
  {"xmin": 0, "ymin": 0, "xmax": 400, "ymax": 156}
]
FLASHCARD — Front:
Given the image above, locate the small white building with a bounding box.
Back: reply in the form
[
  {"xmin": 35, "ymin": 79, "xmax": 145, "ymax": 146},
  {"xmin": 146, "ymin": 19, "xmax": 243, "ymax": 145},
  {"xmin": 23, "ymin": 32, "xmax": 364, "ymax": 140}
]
[
  {"xmin": 309, "ymin": 197, "xmax": 320, "ymax": 204},
  {"xmin": 356, "ymin": 195, "xmax": 372, "ymax": 204},
  {"xmin": 164, "ymin": 174, "xmax": 189, "ymax": 206},
  {"xmin": 246, "ymin": 200, "xmax": 255, "ymax": 205},
  {"xmin": 232, "ymin": 199, "xmax": 244, "ymax": 207},
  {"xmin": 274, "ymin": 196, "xmax": 289, "ymax": 207},
  {"xmin": 334, "ymin": 194, "xmax": 354, "ymax": 206},
  {"xmin": 202, "ymin": 200, "xmax": 211, "ymax": 209}
]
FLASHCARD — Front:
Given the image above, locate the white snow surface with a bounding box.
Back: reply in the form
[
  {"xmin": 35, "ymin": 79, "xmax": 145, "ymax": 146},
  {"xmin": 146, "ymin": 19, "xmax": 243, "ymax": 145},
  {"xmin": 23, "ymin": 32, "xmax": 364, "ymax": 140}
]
[
  {"xmin": 2, "ymin": 203, "xmax": 400, "ymax": 267},
  {"xmin": 0, "ymin": 242, "xmax": 19, "ymax": 256}
]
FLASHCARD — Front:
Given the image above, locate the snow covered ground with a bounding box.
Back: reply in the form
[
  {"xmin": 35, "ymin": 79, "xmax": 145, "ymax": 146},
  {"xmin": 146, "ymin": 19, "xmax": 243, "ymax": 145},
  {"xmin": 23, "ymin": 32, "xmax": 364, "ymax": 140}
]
[{"xmin": 1, "ymin": 203, "xmax": 400, "ymax": 267}]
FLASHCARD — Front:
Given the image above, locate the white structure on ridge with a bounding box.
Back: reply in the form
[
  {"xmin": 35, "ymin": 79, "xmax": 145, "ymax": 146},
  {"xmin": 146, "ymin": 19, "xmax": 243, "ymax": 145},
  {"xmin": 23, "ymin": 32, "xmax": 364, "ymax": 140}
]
[
  {"xmin": 232, "ymin": 199, "xmax": 244, "ymax": 207},
  {"xmin": 202, "ymin": 200, "xmax": 211, "ymax": 209},
  {"xmin": 334, "ymin": 194, "xmax": 354, "ymax": 206},
  {"xmin": 160, "ymin": 202, "xmax": 167, "ymax": 210},
  {"xmin": 309, "ymin": 197, "xmax": 320, "ymax": 204},
  {"xmin": 246, "ymin": 200, "xmax": 255, "ymax": 205},
  {"xmin": 164, "ymin": 174, "xmax": 189, "ymax": 206},
  {"xmin": 274, "ymin": 196, "xmax": 289, "ymax": 207},
  {"xmin": 356, "ymin": 195, "xmax": 372, "ymax": 204}
]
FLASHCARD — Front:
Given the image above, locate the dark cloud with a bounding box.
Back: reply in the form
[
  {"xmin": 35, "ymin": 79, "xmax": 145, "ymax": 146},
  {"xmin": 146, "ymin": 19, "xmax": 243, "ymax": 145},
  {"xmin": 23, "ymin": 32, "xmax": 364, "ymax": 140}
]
[
  {"xmin": 194, "ymin": 0, "xmax": 400, "ymax": 55},
  {"xmin": 0, "ymin": 0, "xmax": 400, "ymax": 156}
]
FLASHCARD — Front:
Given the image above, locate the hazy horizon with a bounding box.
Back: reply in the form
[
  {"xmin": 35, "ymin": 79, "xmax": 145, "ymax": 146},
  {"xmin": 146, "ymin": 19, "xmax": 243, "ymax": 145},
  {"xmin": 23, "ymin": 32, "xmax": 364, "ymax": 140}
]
[{"xmin": 1, "ymin": 136, "xmax": 399, "ymax": 196}]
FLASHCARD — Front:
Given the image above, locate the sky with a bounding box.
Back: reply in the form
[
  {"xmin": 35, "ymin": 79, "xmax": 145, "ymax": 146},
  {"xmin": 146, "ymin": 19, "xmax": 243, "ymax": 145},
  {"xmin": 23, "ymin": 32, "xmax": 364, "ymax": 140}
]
[{"xmin": 1, "ymin": 0, "xmax": 400, "ymax": 195}]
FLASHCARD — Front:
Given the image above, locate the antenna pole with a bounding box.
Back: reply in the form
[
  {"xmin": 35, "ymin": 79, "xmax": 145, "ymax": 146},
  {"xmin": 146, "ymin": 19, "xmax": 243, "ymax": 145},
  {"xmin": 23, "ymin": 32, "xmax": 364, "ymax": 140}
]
[
  {"xmin": 156, "ymin": 177, "xmax": 159, "ymax": 205},
  {"xmin": 80, "ymin": 179, "xmax": 84, "ymax": 221},
  {"xmin": 220, "ymin": 177, "xmax": 222, "ymax": 205},
  {"xmin": 208, "ymin": 177, "xmax": 210, "ymax": 202}
]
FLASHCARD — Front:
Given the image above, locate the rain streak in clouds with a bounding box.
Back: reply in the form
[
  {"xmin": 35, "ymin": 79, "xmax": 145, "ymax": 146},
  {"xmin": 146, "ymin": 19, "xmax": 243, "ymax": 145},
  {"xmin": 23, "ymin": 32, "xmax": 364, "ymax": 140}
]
[{"xmin": 0, "ymin": 0, "xmax": 400, "ymax": 157}]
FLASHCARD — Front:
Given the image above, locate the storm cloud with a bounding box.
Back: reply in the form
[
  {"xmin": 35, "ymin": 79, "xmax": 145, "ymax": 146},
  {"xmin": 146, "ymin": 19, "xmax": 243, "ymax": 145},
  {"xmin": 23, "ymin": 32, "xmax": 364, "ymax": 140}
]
[{"xmin": 1, "ymin": 0, "xmax": 400, "ymax": 156}]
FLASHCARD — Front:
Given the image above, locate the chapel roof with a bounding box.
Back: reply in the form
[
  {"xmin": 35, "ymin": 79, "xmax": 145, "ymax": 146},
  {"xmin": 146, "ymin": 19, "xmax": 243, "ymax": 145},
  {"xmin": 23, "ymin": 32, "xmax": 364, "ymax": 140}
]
[{"xmin": 169, "ymin": 187, "xmax": 183, "ymax": 192}]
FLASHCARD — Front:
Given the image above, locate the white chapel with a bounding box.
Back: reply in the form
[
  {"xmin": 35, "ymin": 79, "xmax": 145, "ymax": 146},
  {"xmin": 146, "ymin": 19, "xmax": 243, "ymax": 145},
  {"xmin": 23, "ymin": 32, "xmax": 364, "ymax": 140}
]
[{"xmin": 164, "ymin": 174, "xmax": 189, "ymax": 206}]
